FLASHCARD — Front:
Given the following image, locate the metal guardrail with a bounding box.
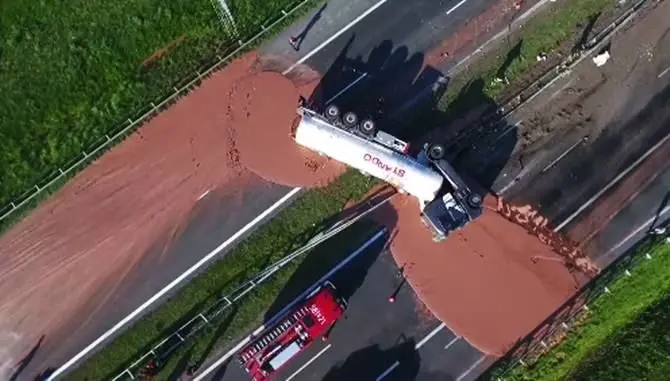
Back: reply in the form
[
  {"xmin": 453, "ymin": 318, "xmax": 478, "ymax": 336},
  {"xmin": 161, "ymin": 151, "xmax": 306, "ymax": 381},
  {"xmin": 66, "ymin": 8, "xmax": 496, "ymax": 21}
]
[
  {"xmin": 109, "ymin": 191, "xmax": 395, "ymax": 380},
  {"xmin": 0, "ymin": 0, "xmax": 313, "ymax": 226},
  {"xmin": 489, "ymin": 221, "xmax": 669, "ymax": 380}
]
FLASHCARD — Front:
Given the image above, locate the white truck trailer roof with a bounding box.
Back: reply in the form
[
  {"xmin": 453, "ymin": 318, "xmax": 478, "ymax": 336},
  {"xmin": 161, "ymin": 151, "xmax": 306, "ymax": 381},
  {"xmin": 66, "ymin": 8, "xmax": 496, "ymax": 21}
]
[{"xmin": 294, "ymin": 110, "xmax": 444, "ymax": 203}]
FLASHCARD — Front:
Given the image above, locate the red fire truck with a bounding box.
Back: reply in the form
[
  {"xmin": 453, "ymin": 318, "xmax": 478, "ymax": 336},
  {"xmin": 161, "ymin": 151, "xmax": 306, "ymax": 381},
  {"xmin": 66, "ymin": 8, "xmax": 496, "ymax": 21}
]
[{"xmin": 236, "ymin": 281, "xmax": 347, "ymax": 381}]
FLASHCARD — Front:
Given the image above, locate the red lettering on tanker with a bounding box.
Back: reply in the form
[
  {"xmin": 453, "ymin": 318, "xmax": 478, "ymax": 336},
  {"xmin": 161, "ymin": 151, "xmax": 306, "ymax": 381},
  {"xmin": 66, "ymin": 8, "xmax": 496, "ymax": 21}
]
[{"xmin": 363, "ymin": 153, "xmax": 406, "ymax": 177}]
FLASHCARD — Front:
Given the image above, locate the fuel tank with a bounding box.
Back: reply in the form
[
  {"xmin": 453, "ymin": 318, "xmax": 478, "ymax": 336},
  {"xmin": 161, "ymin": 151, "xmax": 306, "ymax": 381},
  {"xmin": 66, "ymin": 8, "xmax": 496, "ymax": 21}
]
[{"xmin": 294, "ymin": 111, "xmax": 443, "ymax": 203}]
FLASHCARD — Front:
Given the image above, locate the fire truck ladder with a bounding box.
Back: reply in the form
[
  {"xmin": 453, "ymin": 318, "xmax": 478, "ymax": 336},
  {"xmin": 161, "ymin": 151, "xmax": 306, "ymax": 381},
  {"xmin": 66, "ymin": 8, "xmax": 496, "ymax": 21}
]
[
  {"xmin": 111, "ymin": 189, "xmax": 395, "ymax": 381},
  {"xmin": 238, "ymin": 306, "xmax": 310, "ymax": 363}
]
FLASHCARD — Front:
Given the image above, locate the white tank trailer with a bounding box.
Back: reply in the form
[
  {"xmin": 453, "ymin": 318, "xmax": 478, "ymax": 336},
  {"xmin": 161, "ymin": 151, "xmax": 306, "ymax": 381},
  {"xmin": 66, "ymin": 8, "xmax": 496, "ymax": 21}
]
[{"xmin": 293, "ymin": 104, "xmax": 483, "ymax": 242}]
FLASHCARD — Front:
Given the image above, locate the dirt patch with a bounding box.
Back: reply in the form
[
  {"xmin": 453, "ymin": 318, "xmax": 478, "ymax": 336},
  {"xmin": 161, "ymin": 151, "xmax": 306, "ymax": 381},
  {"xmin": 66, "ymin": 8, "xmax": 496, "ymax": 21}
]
[
  {"xmin": 141, "ymin": 34, "xmax": 188, "ymax": 70},
  {"xmin": 230, "ymin": 70, "xmax": 345, "ymax": 188},
  {"xmin": 374, "ymin": 194, "xmax": 583, "ymax": 355}
]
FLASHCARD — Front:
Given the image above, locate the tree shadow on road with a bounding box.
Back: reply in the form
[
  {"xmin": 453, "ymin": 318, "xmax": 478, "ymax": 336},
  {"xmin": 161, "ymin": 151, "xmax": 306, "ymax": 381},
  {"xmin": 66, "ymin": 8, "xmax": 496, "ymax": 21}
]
[
  {"xmin": 262, "ymin": 222, "xmax": 392, "ymax": 322},
  {"xmin": 323, "ymin": 339, "xmax": 420, "ymax": 381},
  {"xmin": 306, "ymin": 35, "xmax": 519, "ymax": 194}
]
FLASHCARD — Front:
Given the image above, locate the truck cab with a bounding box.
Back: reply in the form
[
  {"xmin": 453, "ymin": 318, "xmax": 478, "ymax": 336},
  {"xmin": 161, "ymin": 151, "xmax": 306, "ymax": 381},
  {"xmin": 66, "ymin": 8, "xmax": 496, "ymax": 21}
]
[
  {"xmin": 294, "ymin": 103, "xmax": 482, "ymax": 242},
  {"xmin": 237, "ymin": 281, "xmax": 346, "ymax": 381},
  {"xmin": 417, "ymin": 143, "xmax": 483, "ymax": 242}
]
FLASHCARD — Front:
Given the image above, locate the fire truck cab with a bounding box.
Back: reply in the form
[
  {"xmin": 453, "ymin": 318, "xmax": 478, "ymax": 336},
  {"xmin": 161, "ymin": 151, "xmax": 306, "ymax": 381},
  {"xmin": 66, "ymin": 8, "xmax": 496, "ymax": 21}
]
[
  {"xmin": 237, "ymin": 281, "xmax": 346, "ymax": 381},
  {"xmin": 294, "ymin": 104, "xmax": 483, "ymax": 242}
]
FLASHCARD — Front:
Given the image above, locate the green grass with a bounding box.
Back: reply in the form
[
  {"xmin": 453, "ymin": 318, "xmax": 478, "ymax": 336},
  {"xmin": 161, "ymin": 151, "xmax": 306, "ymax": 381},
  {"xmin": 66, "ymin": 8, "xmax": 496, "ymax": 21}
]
[
  {"xmin": 0, "ymin": 0, "xmax": 311, "ymax": 213},
  {"xmin": 568, "ymin": 290, "xmax": 670, "ymax": 381},
  {"xmin": 68, "ymin": 170, "xmax": 379, "ymax": 380},
  {"xmin": 495, "ymin": 240, "xmax": 670, "ymax": 381},
  {"xmin": 439, "ymin": 0, "xmax": 617, "ymax": 108},
  {"xmin": 64, "ymin": 0, "xmax": 631, "ymax": 378}
]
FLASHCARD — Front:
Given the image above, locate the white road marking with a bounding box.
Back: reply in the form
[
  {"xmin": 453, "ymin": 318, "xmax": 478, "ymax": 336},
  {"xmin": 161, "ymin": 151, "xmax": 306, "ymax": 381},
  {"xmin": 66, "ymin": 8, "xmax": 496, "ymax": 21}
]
[
  {"xmin": 415, "ymin": 322, "xmax": 446, "ymax": 349},
  {"xmin": 455, "ymin": 355, "xmax": 487, "ymax": 381},
  {"xmin": 198, "ymin": 189, "xmax": 211, "ymax": 200},
  {"xmin": 443, "ymin": 335, "xmax": 461, "ymax": 350},
  {"xmin": 603, "ymin": 204, "xmax": 670, "ymax": 258},
  {"xmin": 282, "ymin": 0, "xmax": 392, "ymax": 75},
  {"xmin": 446, "ymin": 0, "xmax": 468, "ymax": 15},
  {"xmin": 554, "ymin": 132, "xmax": 670, "ymax": 232},
  {"xmin": 51, "ymin": 1, "xmax": 399, "ymax": 374},
  {"xmin": 375, "ymin": 322, "xmax": 448, "ymax": 380},
  {"xmin": 192, "ymin": 228, "xmax": 387, "ymax": 381},
  {"xmin": 47, "ymin": 187, "xmax": 302, "ymax": 380},
  {"xmin": 541, "ymin": 136, "xmax": 587, "ymax": 173},
  {"xmin": 658, "ymin": 66, "xmax": 670, "ymax": 78},
  {"xmin": 285, "ymin": 344, "xmax": 333, "ymax": 381},
  {"xmin": 326, "ymin": 72, "xmax": 369, "ymax": 105},
  {"xmin": 375, "ymin": 360, "xmax": 400, "ymax": 381}
]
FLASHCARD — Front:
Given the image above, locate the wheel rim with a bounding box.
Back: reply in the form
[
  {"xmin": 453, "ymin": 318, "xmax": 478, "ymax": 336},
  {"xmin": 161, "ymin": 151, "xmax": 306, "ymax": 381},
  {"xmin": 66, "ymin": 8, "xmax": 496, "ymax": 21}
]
[
  {"xmin": 429, "ymin": 145, "xmax": 444, "ymax": 159},
  {"xmin": 363, "ymin": 121, "xmax": 374, "ymax": 131},
  {"xmin": 470, "ymin": 194, "xmax": 482, "ymax": 205}
]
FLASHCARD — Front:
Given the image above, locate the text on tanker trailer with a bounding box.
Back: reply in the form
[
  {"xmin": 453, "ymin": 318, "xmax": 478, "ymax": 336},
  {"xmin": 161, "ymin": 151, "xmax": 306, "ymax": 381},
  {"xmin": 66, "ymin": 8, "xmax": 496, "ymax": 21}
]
[
  {"xmin": 236, "ymin": 281, "xmax": 346, "ymax": 381},
  {"xmin": 293, "ymin": 104, "xmax": 483, "ymax": 242}
]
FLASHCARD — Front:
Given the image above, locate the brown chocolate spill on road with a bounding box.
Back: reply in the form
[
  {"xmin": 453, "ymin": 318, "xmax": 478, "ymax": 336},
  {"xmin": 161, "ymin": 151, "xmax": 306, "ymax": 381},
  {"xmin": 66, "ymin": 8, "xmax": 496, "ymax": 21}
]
[
  {"xmin": 374, "ymin": 193, "xmax": 583, "ymax": 356},
  {"xmin": 230, "ymin": 70, "xmax": 345, "ymax": 188},
  {"xmin": 0, "ymin": 50, "xmax": 339, "ymax": 371},
  {"xmin": 425, "ymin": 0, "xmax": 529, "ymax": 67},
  {"xmin": 494, "ymin": 196, "xmax": 600, "ymax": 277}
]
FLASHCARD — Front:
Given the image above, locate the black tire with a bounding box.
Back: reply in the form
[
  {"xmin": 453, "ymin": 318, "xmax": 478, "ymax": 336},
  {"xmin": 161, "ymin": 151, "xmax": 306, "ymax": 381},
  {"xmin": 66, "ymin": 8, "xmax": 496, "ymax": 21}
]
[
  {"xmin": 325, "ymin": 104, "xmax": 340, "ymax": 122},
  {"xmin": 467, "ymin": 193, "xmax": 483, "ymax": 208},
  {"xmin": 342, "ymin": 112, "xmax": 358, "ymax": 129},
  {"xmin": 427, "ymin": 143, "xmax": 445, "ymax": 161},
  {"xmin": 360, "ymin": 119, "xmax": 376, "ymax": 136}
]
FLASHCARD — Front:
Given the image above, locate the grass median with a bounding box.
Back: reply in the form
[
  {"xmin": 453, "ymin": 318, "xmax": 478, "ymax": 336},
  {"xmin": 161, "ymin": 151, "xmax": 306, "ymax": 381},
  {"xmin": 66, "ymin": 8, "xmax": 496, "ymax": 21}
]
[
  {"xmin": 68, "ymin": 0, "xmax": 630, "ymax": 378},
  {"xmin": 69, "ymin": 171, "xmax": 378, "ymax": 380},
  {"xmin": 493, "ymin": 237, "xmax": 670, "ymax": 381},
  {"xmin": 0, "ymin": 0, "xmax": 318, "ymax": 223}
]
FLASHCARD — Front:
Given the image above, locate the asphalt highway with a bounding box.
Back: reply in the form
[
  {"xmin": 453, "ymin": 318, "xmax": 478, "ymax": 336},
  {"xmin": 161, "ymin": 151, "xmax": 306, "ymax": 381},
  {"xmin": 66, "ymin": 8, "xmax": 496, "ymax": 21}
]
[
  {"xmin": 46, "ymin": 0, "xmax": 670, "ymax": 379},
  {"xmin": 200, "ymin": 236, "xmax": 490, "ymax": 381},
  {"xmin": 43, "ymin": 0, "xmax": 502, "ymax": 377}
]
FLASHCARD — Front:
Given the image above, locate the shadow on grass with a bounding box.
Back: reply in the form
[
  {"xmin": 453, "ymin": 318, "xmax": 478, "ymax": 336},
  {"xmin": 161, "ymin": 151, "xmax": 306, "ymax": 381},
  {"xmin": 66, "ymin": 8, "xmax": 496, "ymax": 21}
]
[
  {"xmin": 106, "ymin": 33, "xmax": 525, "ymax": 381},
  {"xmin": 307, "ymin": 34, "xmax": 519, "ymax": 193},
  {"xmin": 261, "ymin": 29, "xmax": 522, "ymax": 354},
  {"xmin": 479, "ymin": 231, "xmax": 664, "ymax": 380}
]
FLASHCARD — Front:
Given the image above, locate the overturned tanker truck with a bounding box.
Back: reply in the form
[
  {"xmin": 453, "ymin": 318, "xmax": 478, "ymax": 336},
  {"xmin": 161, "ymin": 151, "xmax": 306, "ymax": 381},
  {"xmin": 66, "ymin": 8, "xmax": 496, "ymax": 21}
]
[{"xmin": 293, "ymin": 103, "xmax": 483, "ymax": 242}]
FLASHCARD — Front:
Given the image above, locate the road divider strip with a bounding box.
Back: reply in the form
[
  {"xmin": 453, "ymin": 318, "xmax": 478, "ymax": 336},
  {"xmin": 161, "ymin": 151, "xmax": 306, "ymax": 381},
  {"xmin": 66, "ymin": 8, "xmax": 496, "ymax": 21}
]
[{"xmin": 193, "ymin": 227, "xmax": 388, "ymax": 381}]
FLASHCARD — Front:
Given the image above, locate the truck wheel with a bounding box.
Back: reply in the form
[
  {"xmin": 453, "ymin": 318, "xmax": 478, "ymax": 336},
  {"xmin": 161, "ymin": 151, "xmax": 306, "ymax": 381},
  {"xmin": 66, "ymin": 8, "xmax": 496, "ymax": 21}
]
[
  {"xmin": 360, "ymin": 119, "xmax": 377, "ymax": 136},
  {"xmin": 427, "ymin": 144, "xmax": 445, "ymax": 160},
  {"xmin": 343, "ymin": 112, "xmax": 358, "ymax": 128},
  {"xmin": 467, "ymin": 193, "xmax": 483, "ymax": 208},
  {"xmin": 325, "ymin": 104, "xmax": 340, "ymax": 122}
]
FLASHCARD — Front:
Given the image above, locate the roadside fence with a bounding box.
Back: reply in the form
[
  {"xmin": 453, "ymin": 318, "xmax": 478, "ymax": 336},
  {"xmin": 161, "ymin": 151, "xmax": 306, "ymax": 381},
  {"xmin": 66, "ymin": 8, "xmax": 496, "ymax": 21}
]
[
  {"xmin": 485, "ymin": 220, "xmax": 669, "ymax": 380},
  {"xmin": 0, "ymin": 0, "xmax": 313, "ymax": 227},
  {"xmin": 108, "ymin": 191, "xmax": 394, "ymax": 381}
]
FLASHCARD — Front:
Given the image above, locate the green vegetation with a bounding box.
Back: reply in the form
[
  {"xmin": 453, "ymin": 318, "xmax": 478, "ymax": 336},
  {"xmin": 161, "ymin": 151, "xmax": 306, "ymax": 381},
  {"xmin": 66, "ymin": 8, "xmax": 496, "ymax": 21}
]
[
  {"xmin": 0, "ymin": 0, "xmax": 313, "ymax": 215},
  {"xmin": 496, "ymin": 240, "xmax": 670, "ymax": 381},
  {"xmin": 569, "ymin": 289, "xmax": 670, "ymax": 381},
  {"xmin": 439, "ymin": 0, "xmax": 617, "ymax": 106},
  {"xmin": 66, "ymin": 0, "xmax": 633, "ymax": 378},
  {"xmin": 69, "ymin": 171, "xmax": 378, "ymax": 380}
]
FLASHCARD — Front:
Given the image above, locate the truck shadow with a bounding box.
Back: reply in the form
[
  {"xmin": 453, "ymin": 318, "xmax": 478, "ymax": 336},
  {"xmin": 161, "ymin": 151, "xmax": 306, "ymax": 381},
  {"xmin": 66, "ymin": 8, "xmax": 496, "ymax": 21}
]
[
  {"xmin": 262, "ymin": 221, "xmax": 393, "ymax": 322},
  {"xmin": 322, "ymin": 339, "xmax": 420, "ymax": 381},
  {"xmin": 304, "ymin": 35, "xmax": 519, "ymax": 196}
]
